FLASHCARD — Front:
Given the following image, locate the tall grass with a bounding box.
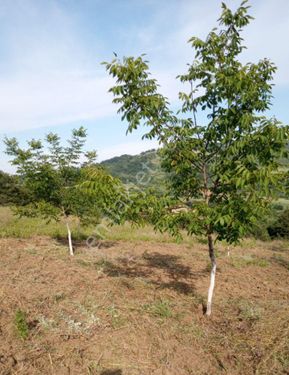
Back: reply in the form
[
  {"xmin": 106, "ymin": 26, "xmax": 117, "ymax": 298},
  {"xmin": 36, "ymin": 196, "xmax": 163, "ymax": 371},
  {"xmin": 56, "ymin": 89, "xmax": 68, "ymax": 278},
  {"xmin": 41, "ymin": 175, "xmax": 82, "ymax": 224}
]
[
  {"xmin": 0, "ymin": 206, "xmax": 193, "ymax": 244},
  {"xmin": 0, "ymin": 206, "xmax": 88, "ymax": 239}
]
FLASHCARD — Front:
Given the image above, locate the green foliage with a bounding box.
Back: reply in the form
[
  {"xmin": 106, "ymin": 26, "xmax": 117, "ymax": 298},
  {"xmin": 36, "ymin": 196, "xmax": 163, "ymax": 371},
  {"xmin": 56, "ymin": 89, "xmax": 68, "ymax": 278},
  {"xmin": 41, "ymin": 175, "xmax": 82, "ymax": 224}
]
[
  {"xmin": 4, "ymin": 128, "xmax": 122, "ymax": 230},
  {"xmin": 246, "ymin": 204, "xmax": 274, "ymax": 240},
  {"xmin": 14, "ymin": 309, "xmax": 29, "ymax": 340},
  {"xmin": 248, "ymin": 220, "xmax": 271, "ymax": 241},
  {"xmin": 104, "ymin": 1, "xmax": 289, "ymax": 245},
  {"xmin": 268, "ymin": 208, "xmax": 289, "ymax": 239},
  {"xmin": 247, "ymin": 200, "xmax": 289, "ymax": 240},
  {"xmin": 0, "ymin": 171, "xmax": 30, "ymax": 206},
  {"xmin": 101, "ymin": 149, "xmax": 168, "ymax": 192},
  {"xmin": 103, "ymin": 55, "xmax": 175, "ymax": 140},
  {"xmin": 79, "ymin": 166, "xmax": 127, "ymax": 225}
]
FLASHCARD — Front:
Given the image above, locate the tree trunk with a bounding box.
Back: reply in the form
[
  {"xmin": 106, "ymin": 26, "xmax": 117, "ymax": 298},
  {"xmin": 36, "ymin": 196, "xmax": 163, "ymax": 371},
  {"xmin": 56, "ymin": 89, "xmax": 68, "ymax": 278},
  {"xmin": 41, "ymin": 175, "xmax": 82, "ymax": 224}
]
[
  {"xmin": 206, "ymin": 233, "xmax": 216, "ymax": 316},
  {"xmin": 66, "ymin": 222, "xmax": 74, "ymax": 256}
]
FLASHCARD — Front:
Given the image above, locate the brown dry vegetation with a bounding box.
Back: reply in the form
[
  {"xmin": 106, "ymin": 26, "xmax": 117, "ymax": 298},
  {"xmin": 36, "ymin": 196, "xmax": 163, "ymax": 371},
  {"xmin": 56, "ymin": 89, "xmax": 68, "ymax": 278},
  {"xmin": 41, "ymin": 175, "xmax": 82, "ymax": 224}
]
[{"xmin": 0, "ymin": 234, "xmax": 289, "ymax": 375}]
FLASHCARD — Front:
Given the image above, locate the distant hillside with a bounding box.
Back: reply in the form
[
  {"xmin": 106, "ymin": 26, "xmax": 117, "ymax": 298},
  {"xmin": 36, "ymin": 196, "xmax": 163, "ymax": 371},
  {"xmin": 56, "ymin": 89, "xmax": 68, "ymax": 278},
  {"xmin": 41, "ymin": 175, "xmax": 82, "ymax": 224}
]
[
  {"xmin": 101, "ymin": 146, "xmax": 289, "ymax": 195},
  {"xmin": 101, "ymin": 149, "xmax": 167, "ymax": 191}
]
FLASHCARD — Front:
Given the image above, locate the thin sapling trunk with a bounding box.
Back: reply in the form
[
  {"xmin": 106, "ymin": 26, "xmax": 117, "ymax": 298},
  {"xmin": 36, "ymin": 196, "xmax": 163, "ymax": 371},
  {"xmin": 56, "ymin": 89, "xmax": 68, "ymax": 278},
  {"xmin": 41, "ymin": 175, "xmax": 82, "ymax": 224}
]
[
  {"xmin": 66, "ymin": 221, "xmax": 74, "ymax": 256},
  {"xmin": 206, "ymin": 233, "xmax": 217, "ymax": 316}
]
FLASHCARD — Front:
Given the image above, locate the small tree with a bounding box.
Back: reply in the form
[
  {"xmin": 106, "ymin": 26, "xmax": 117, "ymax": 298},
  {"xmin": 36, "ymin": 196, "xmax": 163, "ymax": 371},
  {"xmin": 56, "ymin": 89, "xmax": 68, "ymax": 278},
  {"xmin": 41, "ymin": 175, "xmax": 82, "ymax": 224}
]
[
  {"xmin": 104, "ymin": 1, "xmax": 288, "ymax": 315},
  {"xmin": 4, "ymin": 127, "xmax": 123, "ymax": 256}
]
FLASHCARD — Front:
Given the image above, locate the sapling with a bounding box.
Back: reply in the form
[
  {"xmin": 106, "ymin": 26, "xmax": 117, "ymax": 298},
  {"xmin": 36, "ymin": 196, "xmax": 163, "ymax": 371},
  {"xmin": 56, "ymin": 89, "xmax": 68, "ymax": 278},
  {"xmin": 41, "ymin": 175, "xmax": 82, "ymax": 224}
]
[
  {"xmin": 4, "ymin": 127, "xmax": 123, "ymax": 255},
  {"xmin": 104, "ymin": 1, "xmax": 288, "ymax": 315}
]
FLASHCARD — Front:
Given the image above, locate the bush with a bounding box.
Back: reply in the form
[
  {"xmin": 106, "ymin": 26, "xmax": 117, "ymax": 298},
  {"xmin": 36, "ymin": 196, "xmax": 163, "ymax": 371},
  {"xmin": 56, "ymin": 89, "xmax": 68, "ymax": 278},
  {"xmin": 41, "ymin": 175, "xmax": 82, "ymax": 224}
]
[
  {"xmin": 248, "ymin": 221, "xmax": 271, "ymax": 241},
  {"xmin": 268, "ymin": 208, "xmax": 289, "ymax": 239},
  {"xmin": 0, "ymin": 171, "xmax": 30, "ymax": 206},
  {"xmin": 247, "ymin": 211, "xmax": 275, "ymax": 241}
]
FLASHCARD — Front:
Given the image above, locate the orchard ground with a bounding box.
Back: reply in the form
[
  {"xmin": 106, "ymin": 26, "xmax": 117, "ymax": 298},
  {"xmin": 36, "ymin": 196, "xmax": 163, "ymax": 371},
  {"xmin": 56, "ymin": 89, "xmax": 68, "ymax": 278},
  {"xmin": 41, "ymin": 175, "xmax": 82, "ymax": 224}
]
[{"xmin": 0, "ymin": 207, "xmax": 289, "ymax": 374}]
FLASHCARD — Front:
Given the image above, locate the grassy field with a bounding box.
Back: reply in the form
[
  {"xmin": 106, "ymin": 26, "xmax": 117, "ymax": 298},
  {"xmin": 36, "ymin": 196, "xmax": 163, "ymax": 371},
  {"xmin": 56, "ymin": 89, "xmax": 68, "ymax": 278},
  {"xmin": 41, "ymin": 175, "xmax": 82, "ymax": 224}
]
[
  {"xmin": 0, "ymin": 207, "xmax": 289, "ymax": 374},
  {"xmin": 0, "ymin": 206, "xmax": 194, "ymax": 244}
]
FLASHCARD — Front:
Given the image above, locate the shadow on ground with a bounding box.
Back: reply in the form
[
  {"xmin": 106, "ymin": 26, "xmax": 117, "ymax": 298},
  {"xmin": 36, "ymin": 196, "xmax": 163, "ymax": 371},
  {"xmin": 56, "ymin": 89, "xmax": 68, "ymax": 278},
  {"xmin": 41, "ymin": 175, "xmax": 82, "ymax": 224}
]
[
  {"xmin": 271, "ymin": 254, "xmax": 289, "ymax": 270},
  {"xmin": 100, "ymin": 370, "xmax": 122, "ymax": 375},
  {"xmin": 92, "ymin": 250, "xmax": 208, "ymax": 297},
  {"xmin": 55, "ymin": 236, "xmax": 117, "ymax": 252}
]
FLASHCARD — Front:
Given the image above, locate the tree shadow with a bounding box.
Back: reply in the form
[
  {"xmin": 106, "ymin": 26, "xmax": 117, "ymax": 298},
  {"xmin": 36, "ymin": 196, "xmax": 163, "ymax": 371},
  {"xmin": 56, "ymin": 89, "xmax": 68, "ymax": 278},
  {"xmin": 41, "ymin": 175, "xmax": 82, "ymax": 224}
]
[
  {"xmin": 270, "ymin": 244, "xmax": 288, "ymax": 253},
  {"xmin": 97, "ymin": 259, "xmax": 150, "ymax": 279},
  {"xmin": 100, "ymin": 370, "xmax": 122, "ymax": 375},
  {"xmin": 54, "ymin": 237, "xmax": 117, "ymax": 251},
  {"xmin": 154, "ymin": 280, "xmax": 196, "ymax": 295},
  {"xmin": 271, "ymin": 255, "xmax": 289, "ymax": 271},
  {"xmin": 97, "ymin": 251, "xmax": 207, "ymax": 296},
  {"xmin": 142, "ymin": 252, "xmax": 192, "ymax": 279},
  {"xmin": 91, "ymin": 240, "xmax": 117, "ymax": 250}
]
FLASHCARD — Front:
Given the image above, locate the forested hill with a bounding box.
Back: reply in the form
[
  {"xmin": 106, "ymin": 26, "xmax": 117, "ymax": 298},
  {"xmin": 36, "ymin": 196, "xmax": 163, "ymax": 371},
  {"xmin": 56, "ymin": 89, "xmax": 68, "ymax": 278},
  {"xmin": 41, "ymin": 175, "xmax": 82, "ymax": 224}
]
[
  {"xmin": 100, "ymin": 149, "xmax": 167, "ymax": 191},
  {"xmin": 101, "ymin": 146, "xmax": 289, "ymax": 192}
]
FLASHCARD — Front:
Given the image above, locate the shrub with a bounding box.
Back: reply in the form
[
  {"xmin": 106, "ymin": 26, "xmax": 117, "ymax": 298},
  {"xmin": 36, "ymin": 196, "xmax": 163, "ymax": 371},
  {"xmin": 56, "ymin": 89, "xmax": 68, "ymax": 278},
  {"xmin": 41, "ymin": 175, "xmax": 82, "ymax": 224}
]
[{"xmin": 268, "ymin": 208, "xmax": 289, "ymax": 239}]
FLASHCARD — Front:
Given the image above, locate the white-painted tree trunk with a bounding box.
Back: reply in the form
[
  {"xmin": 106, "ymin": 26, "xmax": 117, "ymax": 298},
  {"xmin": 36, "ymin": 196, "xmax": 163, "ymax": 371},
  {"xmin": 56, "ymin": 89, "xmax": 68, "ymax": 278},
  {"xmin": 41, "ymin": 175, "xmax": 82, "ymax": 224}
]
[
  {"xmin": 206, "ymin": 234, "xmax": 217, "ymax": 316},
  {"xmin": 66, "ymin": 222, "xmax": 74, "ymax": 256},
  {"xmin": 206, "ymin": 260, "xmax": 217, "ymax": 316}
]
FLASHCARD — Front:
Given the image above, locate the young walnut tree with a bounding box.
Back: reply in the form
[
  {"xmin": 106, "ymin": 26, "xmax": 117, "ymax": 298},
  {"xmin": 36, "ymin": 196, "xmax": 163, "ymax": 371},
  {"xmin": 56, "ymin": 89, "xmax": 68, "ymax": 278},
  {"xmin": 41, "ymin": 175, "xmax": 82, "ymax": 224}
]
[
  {"xmin": 4, "ymin": 127, "xmax": 123, "ymax": 256},
  {"xmin": 104, "ymin": 1, "xmax": 288, "ymax": 315}
]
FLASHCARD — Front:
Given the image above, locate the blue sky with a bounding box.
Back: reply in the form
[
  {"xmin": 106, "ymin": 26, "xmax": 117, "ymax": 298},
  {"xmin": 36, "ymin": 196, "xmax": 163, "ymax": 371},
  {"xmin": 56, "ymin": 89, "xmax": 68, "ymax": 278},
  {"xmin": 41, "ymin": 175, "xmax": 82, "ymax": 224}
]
[{"xmin": 0, "ymin": 0, "xmax": 289, "ymax": 172}]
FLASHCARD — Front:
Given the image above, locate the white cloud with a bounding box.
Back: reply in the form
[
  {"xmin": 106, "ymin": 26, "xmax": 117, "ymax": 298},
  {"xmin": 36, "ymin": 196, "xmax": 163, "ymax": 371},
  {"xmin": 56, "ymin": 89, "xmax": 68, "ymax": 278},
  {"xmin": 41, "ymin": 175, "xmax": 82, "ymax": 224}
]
[
  {"xmin": 138, "ymin": 0, "xmax": 289, "ymax": 103},
  {"xmin": 242, "ymin": 0, "xmax": 289, "ymax": 86},
  {"xmin": 0, "ymin": 0, "xmax": 116, "ymax": 132},
  {"xmin": 0, "ymin": 0, "xmax": 288, "ymax": 135},
  {"xmin": 0, "ymin": 71, "xmax": 115, "ymax": 132}
]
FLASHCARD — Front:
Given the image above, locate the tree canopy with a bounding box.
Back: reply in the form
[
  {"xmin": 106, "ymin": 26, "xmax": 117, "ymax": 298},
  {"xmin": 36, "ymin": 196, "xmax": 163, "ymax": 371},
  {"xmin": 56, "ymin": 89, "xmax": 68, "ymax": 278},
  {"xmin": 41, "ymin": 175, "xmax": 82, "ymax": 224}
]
[
  {"xmin": 0, "ymin": 171, "xmax": 30, "ymax": 206},
  {"xmin": 103, "ymin": 0, "xmax": 289, "ymax": 315},
  {"xmin": 4, "ymin": 127, "xmax": 124, "ymax": 255}
]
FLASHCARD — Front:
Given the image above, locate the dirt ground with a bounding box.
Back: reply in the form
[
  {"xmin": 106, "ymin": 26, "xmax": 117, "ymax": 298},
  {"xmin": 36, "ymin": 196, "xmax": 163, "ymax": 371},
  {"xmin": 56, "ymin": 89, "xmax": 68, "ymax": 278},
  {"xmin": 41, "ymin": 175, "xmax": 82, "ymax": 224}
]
[{"xmin": 0, "ymin": 236, "xmax": 288, "ymax": 375}]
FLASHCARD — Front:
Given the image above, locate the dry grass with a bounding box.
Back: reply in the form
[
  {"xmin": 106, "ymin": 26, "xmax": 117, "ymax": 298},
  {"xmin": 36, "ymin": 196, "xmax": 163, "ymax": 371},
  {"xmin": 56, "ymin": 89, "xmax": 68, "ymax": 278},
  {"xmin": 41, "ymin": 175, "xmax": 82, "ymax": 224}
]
[
  {"xmin": 0, "ymin": 235, "xmax": 288, "ymax": 374},
  {"xmin": 1, "ymin": 206, "xmax": 289, "ymax": 373}
]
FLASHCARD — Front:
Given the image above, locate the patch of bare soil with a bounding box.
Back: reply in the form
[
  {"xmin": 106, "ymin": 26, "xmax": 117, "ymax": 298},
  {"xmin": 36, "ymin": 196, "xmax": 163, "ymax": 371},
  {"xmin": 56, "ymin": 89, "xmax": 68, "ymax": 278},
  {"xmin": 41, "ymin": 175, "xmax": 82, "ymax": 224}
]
[{"xmin": 0, "ymin": 237, "xmax": 288, "ymax": 375}]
